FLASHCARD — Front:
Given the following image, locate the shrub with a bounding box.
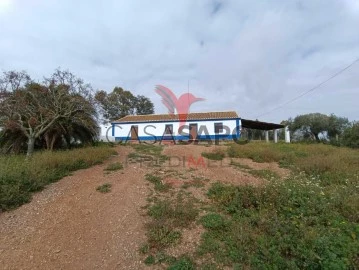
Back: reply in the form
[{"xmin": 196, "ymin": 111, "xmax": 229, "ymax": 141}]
[
  {"xmin": 201, "ymin": 149, "xmax": 226, "ymax": 160},
  {"xmin": 200, "ymin": 213, "xmax": 227, "ymax": 230},
  {"xmin": 147, "ymin": 222, "xmax": 181, "ymax": 249},
  {"xmin": 96, "ymin": 183, "xmax": 112, "ymax": 193},
  {"xmin": 104, "ymin": 162, "xmax": 123, "ymax": 171},
  {"xmin": 148, "ymin": 199, "xmax": 198, "ymax": 228},
  {"xmin": 200, "ymin": 180, "xmax": 359, "ymax": 268},
  {"xmin": 145, "ymin": 173, "xmax": 171, "ymax": 192},
  {"xmin": 0, "ymin": 146, "xmax": 115, "ymax": 211},
  {"xmin": 168, "ymin": 256, "xmax": 195, "ymax": 270},
  {"xmin": 342, "ymin": 122, "xmax": 359, "ymax": 149}
]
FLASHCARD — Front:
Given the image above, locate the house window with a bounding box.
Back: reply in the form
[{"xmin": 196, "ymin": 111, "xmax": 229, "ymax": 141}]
[
  {"xmin": 214, "ymin": 123, "xmax": 223, "ymax": 134},
  {"xmin": 164, "ymin": 124, "xmax": 173, "ymax": 135}
]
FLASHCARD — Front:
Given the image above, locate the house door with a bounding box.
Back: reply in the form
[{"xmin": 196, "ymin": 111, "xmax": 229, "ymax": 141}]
[
  {"xmin": 130, "ymin": 126, "xmax": 138, "ymax": 140},
  {"xmin": 189, "ymin": 124, "xmax": 198, "ymax": 141}
]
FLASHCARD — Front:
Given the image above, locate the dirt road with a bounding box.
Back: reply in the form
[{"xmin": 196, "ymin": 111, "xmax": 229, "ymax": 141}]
[
  {"xmin": 0, "ymin": 147, "xmax": 149, "ymax": 270},
  {"xmin": 0, "ymin": 144, "xmax": 288, "ymax": 269}
]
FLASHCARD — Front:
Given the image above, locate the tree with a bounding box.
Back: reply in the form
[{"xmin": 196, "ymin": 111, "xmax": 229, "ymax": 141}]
[
  {"xmin": 327, "ymin": 114, "xmax": 350, "ymax": 140},
  {"xmin": 0, "ymin": 69, "xmax": 98, "ymax": 156},
  {"xmin": 95, "ymin": 87, "xmax": 154, "ymax": 122},
  {"xmin": 342, "ymin": 122, "xmax": 359, "ymax": 148},
  {"xmin": 135, "ymin": 95, "xmax": 154, "ymax": 115},
  {"xmin": 287, "ymin": 113, "xmax": 350, "ymax": 142}
]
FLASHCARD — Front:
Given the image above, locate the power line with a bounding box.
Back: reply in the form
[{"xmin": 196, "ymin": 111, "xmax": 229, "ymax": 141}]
[{"xmin": 255, "ymin": 57, "xmax": 359, "ymax": 118}]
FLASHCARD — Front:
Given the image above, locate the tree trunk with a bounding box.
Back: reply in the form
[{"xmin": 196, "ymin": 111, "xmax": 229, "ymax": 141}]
[
  {"xmin": 45, "ymin": 133, "xmax": 50, "ymax": 150},
  {"xmin": 27, "ymin": 136, "xmax": 35, "ymax": 156},
  {"xmin": 50, "ymin": 134, "xmax": 57, "ymax": 151},
  {"xmin": 314, "ymin": 133, "xmax": 320, "ymax": 142}
]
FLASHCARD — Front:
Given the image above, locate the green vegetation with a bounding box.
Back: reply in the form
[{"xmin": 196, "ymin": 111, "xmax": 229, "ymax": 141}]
[
  {"xmin": 0, "ymin": 69, "xmax": 98, "ymax": 156},
  {"xmin": 96, "ymin": 183, "xmax": 112, "ymax": 193},
  {"xmin": 104, "ymin": 162, "xmax": 123, "ymax": 171},
  {"xmin": 228, "ymin": 142, "xmax": 359, "ymax": 185},
  {"xmin": 167, "ymin": 256, "xmax": 196, "ymax": 270},
  {"xmin": 140, "ymin": 142, "xmax": 359, "ymax": 268},
  {"xmin": 129, "ymin": 144, "xmax": 169, "ymax": 165},
  {"xmin": 142, "ymin": 189, "xmax": 199, "ymax": 268},
  {"xmin": 200, "ymin": 179, "xmax": 359, "ymax": 268},
  {"xmin": 0, "ymin": 146, "xmax": 116, "ymax": 211},
  {"xmin": 342, "ymin": 122, "xmax": 359, "ymax": 148},
  {"xmin": 201, "ymin": 148, "xmax": 226, "ymax": 160},
  {"xmin": 95, "ymin": 87, "xmax": 154, "ymax": 121},
  {"xmin": 229, "ymin": 160, "xmax": 251, "ymax": 170},
  {"xmin": 148, "ymin": 199, "xmax": 198, "ymax": 228},
  {"xmin": 196, "ymin": 142, "xmax": 359, "ymax": 268},
  {"xmin": 145, "ymin": 173, "xmax": 171, "ymax": 192},
  {"xmin": 230, "ymin": 160, "xmax": 280, "ymax": 180},
  {"xmin": 247, "ymin": 169, "xmax": 280, "ymax": 180}
]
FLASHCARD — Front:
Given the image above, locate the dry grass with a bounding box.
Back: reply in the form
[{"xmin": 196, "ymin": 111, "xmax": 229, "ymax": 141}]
[{"xmin": 0, "ymin": 145, "xmax": 117, "ymax": 211}]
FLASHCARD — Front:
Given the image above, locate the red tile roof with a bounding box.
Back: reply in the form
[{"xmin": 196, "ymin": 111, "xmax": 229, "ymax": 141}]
[{"xmin": 113, "ymin": 111, "xmax": 239, "ymax": 123}]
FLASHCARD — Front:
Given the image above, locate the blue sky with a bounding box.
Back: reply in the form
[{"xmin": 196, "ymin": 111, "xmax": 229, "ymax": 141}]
[{"xmin": 1, "ymin": 0, "xmax": 358, "ymax": 122}]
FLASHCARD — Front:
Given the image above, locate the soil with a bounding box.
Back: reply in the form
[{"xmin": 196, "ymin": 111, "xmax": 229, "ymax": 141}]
[{"xmin": 0, "ymin": 144, "xmax": 289, "ymax": 269}]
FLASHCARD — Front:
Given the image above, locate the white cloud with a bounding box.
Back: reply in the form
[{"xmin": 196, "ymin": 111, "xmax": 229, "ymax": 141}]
[{"xmin": 0, "ymin": 0, "xmax": 358, "ymax": 122}]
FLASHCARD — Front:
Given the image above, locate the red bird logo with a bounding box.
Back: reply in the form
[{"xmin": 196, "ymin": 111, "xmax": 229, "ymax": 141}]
[{"xmin": 155, "ymin": 85, "xmax": 205, "ymax": 126}]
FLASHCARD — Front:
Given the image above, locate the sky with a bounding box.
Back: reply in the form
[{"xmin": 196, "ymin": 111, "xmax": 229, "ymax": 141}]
[{"xmin": 1, "ymin": 0, "xmax": 358, "ymax": 123}]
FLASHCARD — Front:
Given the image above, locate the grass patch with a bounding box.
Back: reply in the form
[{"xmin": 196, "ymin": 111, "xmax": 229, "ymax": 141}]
[
  {"xmin": 0, "ymin": 145, "xmax": 116, "ymax": 211},
  {"xmin": 167, "ymin": 256, "xmax": 196, "ymax": 270},
  {"xmin": 148, "ymin": 199, "xmax": 199, "ymax": 228},
  {"xmin": 145, "ymin": 173, "xmax": 171, "ymax": 192},
  {"xmin": 201, "ymin": 149, "xmax": 226, "ymax": 161},
  {"xmin": 142, "ymin": 195, "xmax": 199, "ymax": 267},
  {"xmin": 147, "ymin": 222, "xmax": 182, "ymax": 249},
  {"xmin": 228, "ymin": 142, "xmax": 359, "ymax": 185},
  {"xmin": 200, "ymin": 213, "xmax": 227, "ymax": 230},
  {"xmin": 96, "ymin": 183, "xmax": 112, "ymax": 193},
  {"xmin": 229, "ymin": 160, "xmax": 251, "ymax": 170},
  {"xmin": 130, "ymin": 144, "xmax": 169, "ymax": 164},
  {"xmin": 104, "ymin": 162, "xmax": 123, "ymax": 171},
  {"xmin": 198, "ymin": 179, "xmax": 359, "ymax": 268},
  {"xmin": 182, "ymin": 179, "xmax": 205, "ymax": 189},
  {"xmin": 248, "ymin": 169, "xmax": 280, "ymax": 180}
]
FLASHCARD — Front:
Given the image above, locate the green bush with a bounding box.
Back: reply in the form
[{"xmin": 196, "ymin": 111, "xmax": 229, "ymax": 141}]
[
  {"xmin": 168, "ymin": 256, "xmax": 195, "ymax": 270},
  {"xmin": 104, "ymin": 162, "xmax": 123, "ymax": 171},
  {"xmin": 96, "ymin": 183, "xmax": 112, "ymax": 193},
  {"xmin": 201, "ymin": 149, "xmax": 226, "ymax": 160},
  {"xmin": 200, "ymin": 213, "xmax": 227, "ymax": 230},
  {"xmin": 200, "ymin": 180, "xmax": 359, "ymax": 268},
  {"xmin": 342, "ymin": 122, "xmax": 359, "ymax": 149},
  {"xmin": 149, "ymin": 199, "xmax": 198, "ymax": 228},
  {"xmin": 0, "ymin": 146, "xmax": 116, "ymax": 211},
  {"xmin": 145, "ymin": 173, "xmax": 171, "ymax": 192}
]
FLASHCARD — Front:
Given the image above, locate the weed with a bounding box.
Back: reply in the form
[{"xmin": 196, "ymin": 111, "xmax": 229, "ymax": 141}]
[
  {"xmin": 199, "ymin": 180, "xmax": 359, "ymax": 268},
  {"xmin": 139, "ymin": 243, "xmax": 150, "ymax": 254},
  {"xmin": 201, "ymin": 149, "xmax": 226, "ymax": 161},
  {"xmin": 168, "ymin": 256, "xmax": 196, "ymax": 270},
  {"xmin": 247, "ymin": 169, "xmax": 280, "ymax": 180},
  {"xmin": 104, "ymin": 162, "xmax": 123, "ymax": 171},
  {"xmin": 144, "ymin": 255, "xmax": 156, "ymax": 265},
  {"xmin": 182, "ymin": 179, "xmax": 205, "ymax": 189},
  {"xmin": 148, "ymin": 199, "xmax": 198, "ymax": 228},
  {"xmin": 145, "ymin": 173, "xmax": 171, "ymax": 192},
  {"xmin": 147, "ymin": 222, "xmax": 182, "ymax": 249},
  {"xmin": 0, "ymin": 145, "xmax": 115, "ymax": 211},
  {"xmin": 229, "ymin": 160, "xmax": 251, "ymax": 170},
  {"xmin": 96, "ymin": 183, "xmax": 112, "ymax": 193},
  {"xmin": 200, "ymin": 213, "xmax": 227, "ymax": 230}
]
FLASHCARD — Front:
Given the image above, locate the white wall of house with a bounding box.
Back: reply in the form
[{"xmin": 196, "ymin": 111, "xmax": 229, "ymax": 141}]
[
  {"xmin": 98, "ymin": 124, "xmax": 115, "ymax": 142},
  {"xmin": 111, "ymin": 119, "xmax": 241, "ymax": 141}
]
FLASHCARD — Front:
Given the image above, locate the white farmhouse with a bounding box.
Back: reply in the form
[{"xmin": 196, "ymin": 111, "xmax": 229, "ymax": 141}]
[{"xmin": 111, "ymin": 111, "xmax": 241, "ymax": 142}]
